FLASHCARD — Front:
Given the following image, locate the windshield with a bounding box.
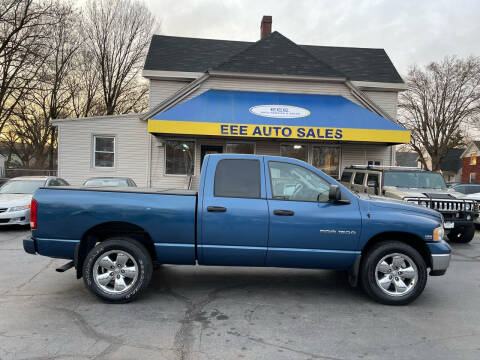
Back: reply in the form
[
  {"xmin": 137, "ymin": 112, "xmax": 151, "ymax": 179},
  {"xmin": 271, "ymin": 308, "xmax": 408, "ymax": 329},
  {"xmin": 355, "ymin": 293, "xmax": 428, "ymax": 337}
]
[
  {"xmin": 0, "ymin": 180, "xmax": 46, "ymax": 194},
  {"xmin": 84, "ymin": 178, "xmax": 128, "ymax": 187},
  {"xmin": 383, "ymin": 171, "xmax": 447, "ymax": 190}
]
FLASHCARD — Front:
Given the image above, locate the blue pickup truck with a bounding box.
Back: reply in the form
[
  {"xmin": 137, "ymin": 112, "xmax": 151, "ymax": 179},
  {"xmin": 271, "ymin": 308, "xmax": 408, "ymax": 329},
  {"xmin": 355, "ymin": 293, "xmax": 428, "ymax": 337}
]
[{"xmin": 23, "ymin": 154, "xmax": 451, "ymax": 305}]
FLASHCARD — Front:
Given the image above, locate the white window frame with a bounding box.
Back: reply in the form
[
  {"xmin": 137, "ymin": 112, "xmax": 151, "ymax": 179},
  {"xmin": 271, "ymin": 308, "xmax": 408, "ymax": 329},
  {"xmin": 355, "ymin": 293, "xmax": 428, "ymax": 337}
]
[
  {"xmin": 470, "ymin": 172, "xmax": 476, "ymax": 183},
  {"xmin": 163, "ymin": 138, "xmax": 196, "ymax": 176},
  {"xmin": 93, "ymin": 135, "xmax": 116, "ymax": 169}
]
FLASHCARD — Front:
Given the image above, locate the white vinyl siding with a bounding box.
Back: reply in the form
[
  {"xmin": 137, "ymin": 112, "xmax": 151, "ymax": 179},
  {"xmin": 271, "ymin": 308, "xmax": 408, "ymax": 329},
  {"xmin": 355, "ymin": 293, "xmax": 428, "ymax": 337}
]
[
  {"xmin": 55, "ymin": 114, "xmax": 149, "ymax": 186},
  {"xmin": 363, "ymin": 90, "xmax": 399, "ymax": 119},
  {"xmin": 148, "ymin": 79, "xmax": 190, "ymax": 109}
]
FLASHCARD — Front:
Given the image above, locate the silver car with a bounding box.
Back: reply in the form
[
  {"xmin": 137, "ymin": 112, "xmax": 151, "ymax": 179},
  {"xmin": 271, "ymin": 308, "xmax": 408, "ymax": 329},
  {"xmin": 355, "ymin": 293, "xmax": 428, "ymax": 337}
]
[{"xmin": 0, "ymin": 176, "xmax": 69, "ymax": 226}]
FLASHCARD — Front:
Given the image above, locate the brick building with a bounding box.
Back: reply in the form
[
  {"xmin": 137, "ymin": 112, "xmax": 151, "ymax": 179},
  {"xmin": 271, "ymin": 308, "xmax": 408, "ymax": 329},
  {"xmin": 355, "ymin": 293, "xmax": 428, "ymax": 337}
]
[{"xmin": 461, "ymin": 141, "xmax": 480, "ymax": 182}]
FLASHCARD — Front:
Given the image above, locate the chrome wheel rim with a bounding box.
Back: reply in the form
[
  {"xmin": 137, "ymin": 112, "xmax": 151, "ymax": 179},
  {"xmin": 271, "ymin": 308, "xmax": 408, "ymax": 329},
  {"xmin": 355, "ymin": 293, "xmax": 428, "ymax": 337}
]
[
  {"xmin": 375, "ymin": 253, "xmax": 418, "ymax": 297},
  {"xmin": 93, "ymin": 250, "xmax": 138, "ymax": 295}
]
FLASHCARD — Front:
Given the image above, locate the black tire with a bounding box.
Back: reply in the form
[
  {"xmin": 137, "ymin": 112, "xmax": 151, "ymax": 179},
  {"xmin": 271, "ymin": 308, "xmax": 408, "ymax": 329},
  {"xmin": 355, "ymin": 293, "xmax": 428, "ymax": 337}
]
[
  {"xmin": 360, "ymin": 241, "xmax": 427, "ymax": 305},
  {"xmin": 82, "ymin": 237, "xmax": 153, "ymax": 303},
  {"xmin": 447, "ymin": 223, "xmax": 475, "ymax": 243}
]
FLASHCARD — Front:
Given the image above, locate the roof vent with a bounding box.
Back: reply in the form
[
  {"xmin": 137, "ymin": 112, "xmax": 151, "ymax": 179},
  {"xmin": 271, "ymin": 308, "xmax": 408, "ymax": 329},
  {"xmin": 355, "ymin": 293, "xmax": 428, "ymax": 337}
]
[{"xmin": 260, "ymin": 16, "xmax": 272, "ymax": 39}]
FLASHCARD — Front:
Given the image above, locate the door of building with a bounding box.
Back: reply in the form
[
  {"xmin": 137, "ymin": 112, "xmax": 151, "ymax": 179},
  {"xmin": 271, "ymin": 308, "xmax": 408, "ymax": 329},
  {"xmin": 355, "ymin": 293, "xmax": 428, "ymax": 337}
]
[{"xmin": 201, "ymin": 145, "xmax": 223, "ymax": 167}]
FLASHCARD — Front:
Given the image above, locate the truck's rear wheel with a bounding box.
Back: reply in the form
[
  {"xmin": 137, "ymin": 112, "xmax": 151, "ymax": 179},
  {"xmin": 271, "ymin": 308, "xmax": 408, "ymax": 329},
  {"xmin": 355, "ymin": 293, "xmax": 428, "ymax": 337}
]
[
  {"xmin": 447, "ymin": 223, "xmax": 475, "ymax": 243},
  {"xmin": 82, "ymin": 238, "xmax": 153, "ymax": 303},
  {"xmin": 360, "ymin": 241, "xmax": 427, "ymax": 305}
]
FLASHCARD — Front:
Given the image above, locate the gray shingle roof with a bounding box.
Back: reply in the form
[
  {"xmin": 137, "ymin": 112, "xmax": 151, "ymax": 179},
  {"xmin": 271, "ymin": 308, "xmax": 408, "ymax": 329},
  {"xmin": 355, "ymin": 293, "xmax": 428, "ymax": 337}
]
[
  {"xmin": 144, "ymin": 32, "xmax": 404, "ymax": 83},
  {"xmin": 214, "ymin": 32, "xmax": 344, "ymax": 78}
]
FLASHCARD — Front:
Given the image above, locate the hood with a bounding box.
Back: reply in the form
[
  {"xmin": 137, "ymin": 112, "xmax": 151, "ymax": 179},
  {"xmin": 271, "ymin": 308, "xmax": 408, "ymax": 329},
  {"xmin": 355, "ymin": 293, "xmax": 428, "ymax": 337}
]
[
  {"xmin": 0, "ymin": 193, "xmax": 33, "ymax": 208},
  {"xmin": 358, "ymin": 193, "xmax": 442, "ymax": 220},
  {"xmin": 383, "ymin": 186, "xmax": 464, "ymax": 200}
]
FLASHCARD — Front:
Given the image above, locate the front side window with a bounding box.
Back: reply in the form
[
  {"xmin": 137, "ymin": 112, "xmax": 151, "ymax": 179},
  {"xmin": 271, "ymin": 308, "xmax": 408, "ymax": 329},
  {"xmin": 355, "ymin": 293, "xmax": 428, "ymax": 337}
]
[
  {"xmin": 280, "ymin": 144, "xmax": 308, "ymax": 162},
  {"xmin": 214, "ymin": 159, "xmax": 260, "ymax": 198},
  {"xmin": 354, "ymin": 172, "xmax": 365, "ymax": 185},
  {"xmin": 225, "ymin": 143, "xmax": 254, "ymax": 154},
  {"xmin": 367, "ymin": 173, "xmax": 379, "ymax": 187},
  {"xmin": 312, "ymin": 146, "xmax": 340, "ymax": 178},
  {"xmin": 94, "ymin": 136, "xmax": 115, "ymax": 168},
  {"xmin": 269, "ymin": 161, "xmax": 330, "ymax": 202},
  {"xmin": 165, "ymin": 140, "xmax": 194, "ymax": 175}
]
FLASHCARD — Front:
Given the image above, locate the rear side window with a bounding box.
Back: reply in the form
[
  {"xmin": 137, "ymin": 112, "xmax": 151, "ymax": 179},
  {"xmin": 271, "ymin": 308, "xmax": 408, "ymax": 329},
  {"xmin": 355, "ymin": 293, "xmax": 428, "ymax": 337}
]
[
  {"xmin": 354, "ymin": 172, "xmax": 365, "ymax": 185},
  {"xmin": 214, "ymin": 159, "xmax": 261, "ymax": 198},
  {"xmin": 340, "ymin": 171, "xmax": 352, "ymax": 182}
]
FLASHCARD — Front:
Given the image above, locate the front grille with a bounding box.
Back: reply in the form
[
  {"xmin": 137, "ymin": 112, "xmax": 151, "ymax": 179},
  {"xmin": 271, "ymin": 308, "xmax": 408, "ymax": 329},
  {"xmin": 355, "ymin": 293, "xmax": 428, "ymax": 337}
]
[
  {"xmin": 0, "ymin": 219, "xmax": 9, "ymax": 223},
  {"xmin": 404, "ymin": 198, "xmax": 477, "ymax": 212},
  {"xmin": 0, "ymin": 208, "xmax": 7, "ymax": 213}
]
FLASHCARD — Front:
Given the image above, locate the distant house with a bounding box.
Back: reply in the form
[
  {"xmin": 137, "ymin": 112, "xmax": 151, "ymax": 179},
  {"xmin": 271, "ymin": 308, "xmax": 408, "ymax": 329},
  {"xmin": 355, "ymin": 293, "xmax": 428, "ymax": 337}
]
[
  {"xmin": 395, "ymin": 152, "xmax": 418, "ymax": 167},
  {"xmin": 440, "ymin": 148, "xmax": 464, "ymax": 183},
  {"xmin": 461, "ymin": 141, "xmax": 480, "ymax": 183},
  {"xmin": 397, "ymin": 149, "xmax": 464, "ymax": 183}
]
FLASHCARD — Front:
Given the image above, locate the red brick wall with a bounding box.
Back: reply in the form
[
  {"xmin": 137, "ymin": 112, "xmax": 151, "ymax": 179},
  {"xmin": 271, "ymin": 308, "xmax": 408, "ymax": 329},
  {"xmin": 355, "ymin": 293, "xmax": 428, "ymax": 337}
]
[{"xmin": 461, "ymin": 157, "xmax": 480, "ymax": 182}]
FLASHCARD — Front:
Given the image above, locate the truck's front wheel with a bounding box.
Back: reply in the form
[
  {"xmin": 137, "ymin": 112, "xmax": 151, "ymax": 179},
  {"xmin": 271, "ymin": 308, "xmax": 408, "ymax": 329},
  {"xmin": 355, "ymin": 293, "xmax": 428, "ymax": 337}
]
[
  {"xmin": 447, "ymin": 223, "xmax": 475, "ymax": 243},
  {"xmin": 360, "ymin": 241, "xmax": 427, "ymax": 305},
  {"xmin": 82, "ymin": 238, "xmax": 153, "ymax": 303}
]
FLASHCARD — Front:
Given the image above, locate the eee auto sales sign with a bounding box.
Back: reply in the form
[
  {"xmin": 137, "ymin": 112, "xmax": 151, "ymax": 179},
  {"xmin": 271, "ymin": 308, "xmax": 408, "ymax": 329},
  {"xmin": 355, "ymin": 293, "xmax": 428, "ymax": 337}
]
[{"xmin": 249, "ymin": 105, "xmax": 310, "ymax": 118}]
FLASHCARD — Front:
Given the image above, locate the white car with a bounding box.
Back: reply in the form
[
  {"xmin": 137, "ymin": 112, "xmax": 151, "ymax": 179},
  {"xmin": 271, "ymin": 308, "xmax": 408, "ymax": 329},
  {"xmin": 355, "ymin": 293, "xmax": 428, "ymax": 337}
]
[{"xmin": 0, "ymin": 176, "xmax": 69, "ymax": 226}]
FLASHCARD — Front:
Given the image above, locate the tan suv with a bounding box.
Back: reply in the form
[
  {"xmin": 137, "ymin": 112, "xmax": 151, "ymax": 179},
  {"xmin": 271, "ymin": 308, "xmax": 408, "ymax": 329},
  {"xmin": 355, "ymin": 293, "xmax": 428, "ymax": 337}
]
[{"xmin": 340, "ymin": 165, "xmax": 478, "ymax": 243}]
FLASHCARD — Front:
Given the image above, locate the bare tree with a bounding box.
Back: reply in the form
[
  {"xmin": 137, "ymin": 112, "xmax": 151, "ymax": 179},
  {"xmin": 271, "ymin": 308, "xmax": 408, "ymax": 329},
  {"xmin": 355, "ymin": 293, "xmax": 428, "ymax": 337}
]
[
  {"xmin": 0, "ymin": 0, "xmax": 56, "ymax": 135},
  {"xmin": 398, "ymin": 56, "xmax": 480, "ymax": 170},
  {"xmin": 81, "ymin": 0, "xmax": 156, "ymax": 115}
]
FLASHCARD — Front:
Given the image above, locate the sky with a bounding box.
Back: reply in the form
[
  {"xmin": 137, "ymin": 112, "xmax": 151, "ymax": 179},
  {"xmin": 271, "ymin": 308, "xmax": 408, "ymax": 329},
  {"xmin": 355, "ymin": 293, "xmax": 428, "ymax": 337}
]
[{"xmin": 146, "ymin": 0, "xmax": 480, "ymax": 76}]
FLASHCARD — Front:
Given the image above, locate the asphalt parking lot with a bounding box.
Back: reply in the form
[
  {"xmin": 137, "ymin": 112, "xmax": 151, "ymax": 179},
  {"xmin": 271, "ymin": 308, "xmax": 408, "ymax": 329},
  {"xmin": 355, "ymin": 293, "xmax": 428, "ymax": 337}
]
[{"xmin": 0, "ymin": 227, "xmax": 479, "ymax": 360}]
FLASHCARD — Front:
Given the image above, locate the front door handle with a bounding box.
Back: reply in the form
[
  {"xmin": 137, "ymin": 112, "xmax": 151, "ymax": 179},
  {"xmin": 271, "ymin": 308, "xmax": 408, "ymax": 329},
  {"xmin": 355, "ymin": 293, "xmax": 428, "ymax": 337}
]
[
  {"xmin": 273, "ymin": 209, "xmax": 294, "ymax": 216},
  {"xmin": 207, "ymin": 206, "xmax": 227, "ymax": 212}
]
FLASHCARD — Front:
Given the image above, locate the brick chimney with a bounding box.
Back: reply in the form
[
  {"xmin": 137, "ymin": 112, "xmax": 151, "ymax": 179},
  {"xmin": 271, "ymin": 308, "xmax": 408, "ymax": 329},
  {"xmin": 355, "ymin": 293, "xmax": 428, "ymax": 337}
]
[{"xmin": 260, "ymin": 16, "xmax": 272, "ymax": 39}]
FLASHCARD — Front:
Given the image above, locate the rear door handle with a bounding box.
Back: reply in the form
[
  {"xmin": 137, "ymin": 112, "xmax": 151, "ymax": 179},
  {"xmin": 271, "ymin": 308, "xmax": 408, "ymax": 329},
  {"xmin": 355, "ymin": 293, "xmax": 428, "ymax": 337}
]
[
  {"xmin": 207, "ymin": 206, "xmax": 227, "ymax": 212},
  {"xmin": 273, "ymin": 209, "xmax": 294, "ymax": 216}
]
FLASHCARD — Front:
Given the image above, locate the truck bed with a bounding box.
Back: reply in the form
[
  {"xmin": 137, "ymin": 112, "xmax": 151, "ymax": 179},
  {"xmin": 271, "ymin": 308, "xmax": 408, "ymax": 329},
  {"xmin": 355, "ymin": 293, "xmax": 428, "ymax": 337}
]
[{"xmin": 43, "ymin": 186, "xmax": 197, "ymax": 196}]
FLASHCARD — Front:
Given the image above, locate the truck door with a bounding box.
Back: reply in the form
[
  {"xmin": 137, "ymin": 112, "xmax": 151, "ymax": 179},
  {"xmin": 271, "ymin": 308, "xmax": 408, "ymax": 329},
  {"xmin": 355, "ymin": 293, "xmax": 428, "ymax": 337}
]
[
  {"xmin": 264, "ymin": 158, "xmax": 361, "ymax": 269},
  {"xmin": 198, "ymin": 155, "xmax": 269, "ymax": 266}
]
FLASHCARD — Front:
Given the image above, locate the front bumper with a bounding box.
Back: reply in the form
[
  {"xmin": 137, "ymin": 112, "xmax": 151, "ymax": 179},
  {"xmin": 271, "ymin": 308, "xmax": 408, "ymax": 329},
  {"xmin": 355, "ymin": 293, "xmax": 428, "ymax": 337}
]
[
  {"xmin": 428, "ymin": 240, "xmax": 451, "ymax": 276},
  {"xmin": 0, "ymin": 209, "xmax": 30, "ymax": 226}
]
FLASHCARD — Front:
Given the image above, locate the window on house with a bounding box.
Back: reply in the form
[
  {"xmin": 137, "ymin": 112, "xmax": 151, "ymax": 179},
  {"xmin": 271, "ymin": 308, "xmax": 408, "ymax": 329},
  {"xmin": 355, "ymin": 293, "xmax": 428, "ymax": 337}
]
[
  {"xmin": 470, "ymin": 172, "xmax": 476, "ymax": 183},
  {"xmin": 93, "ymin": 136, "xmax": 115, "ymax": 168},
  {"xmin": 471, "ymin": 154, "xmax": 477, "ymax": 165},
  {"xmin": 214, "ymin": 159, "xmax": 260, "ymax": 198},
  {"xmin": 312, "ymin": 146, "xmax": 340, "ymax": 178},
  {"xmin": 225, "ymin": 143, "xmax": 254, "ymax": 154},
  {"xmin": 280, "ymin": 144, "xmax": 307, "ymax": 162},
  {"xmin": 165, "ymin": 140, "xmax": 195, "ymax": 175}
]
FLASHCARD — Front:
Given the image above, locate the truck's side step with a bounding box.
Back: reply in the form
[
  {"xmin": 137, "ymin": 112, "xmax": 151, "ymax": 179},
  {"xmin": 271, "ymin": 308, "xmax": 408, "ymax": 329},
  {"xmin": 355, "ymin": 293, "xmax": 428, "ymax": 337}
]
[{"xmin": 56, "ymin": 261, "xmax": 74, "ymax": 273}]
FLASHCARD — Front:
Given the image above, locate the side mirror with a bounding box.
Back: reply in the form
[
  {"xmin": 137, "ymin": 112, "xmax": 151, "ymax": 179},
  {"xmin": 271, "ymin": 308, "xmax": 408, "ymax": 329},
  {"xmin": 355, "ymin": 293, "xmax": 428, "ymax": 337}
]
[{"xmin": 328, "ymin": 185, "xmax": 341, "ymax": 202}]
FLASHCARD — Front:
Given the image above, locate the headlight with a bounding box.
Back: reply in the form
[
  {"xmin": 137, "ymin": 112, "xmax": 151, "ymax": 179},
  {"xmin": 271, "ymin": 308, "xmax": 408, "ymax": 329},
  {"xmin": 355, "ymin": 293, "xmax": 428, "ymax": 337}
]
[
  {"xmin": 433, "ymin": 226, "xmax": 445, "ymax": 241},
  {"xmin": 8, "ymin": 205, "xmax": 30, "ymax": 212}
]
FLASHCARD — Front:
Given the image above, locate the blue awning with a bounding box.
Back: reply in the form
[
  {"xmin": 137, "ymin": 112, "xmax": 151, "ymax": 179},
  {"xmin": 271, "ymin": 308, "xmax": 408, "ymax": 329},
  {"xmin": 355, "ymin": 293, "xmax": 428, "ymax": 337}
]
[{"xmin": 148, "ymin": 89, "xmax": 410, "ymax": 143}]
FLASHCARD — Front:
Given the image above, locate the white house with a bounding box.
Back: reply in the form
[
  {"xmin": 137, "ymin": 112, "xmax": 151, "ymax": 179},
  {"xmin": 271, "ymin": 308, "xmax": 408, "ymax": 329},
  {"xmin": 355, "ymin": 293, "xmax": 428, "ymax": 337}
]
[{"xmin": 53, "ymin": 16, "xmax": 409, "ymax": 188}]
